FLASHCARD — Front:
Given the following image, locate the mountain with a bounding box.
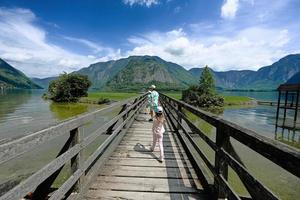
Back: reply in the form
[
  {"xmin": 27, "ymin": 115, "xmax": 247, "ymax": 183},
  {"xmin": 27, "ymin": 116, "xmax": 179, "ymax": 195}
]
[
  {"xmin": 74, "ymin": 57, "xmax": 132, "ymax": 89},
  {"xmin": 105, "ymin": 56, "xmax": 197, "ymax": 91},
  {"xmin": 189, "ymin": 54, "xmax": 300, "ymax": 90},
  {"xmin": 31, "ymin": 54, "xmax": 300, "ymax": 91},
  {"xmin": 286, "ymin": 71, "xmax": 300, "ymax": 84},
  {"xmin": 0, "ymin": 58, "xmax": 41, "ymax": 89},
  {"xmin": 31, "ymin": 77, "xmax": 57, "ymax": 89}
]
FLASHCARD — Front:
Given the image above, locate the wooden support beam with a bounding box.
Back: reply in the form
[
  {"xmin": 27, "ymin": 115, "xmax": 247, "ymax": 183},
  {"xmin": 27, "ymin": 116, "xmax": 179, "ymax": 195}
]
[
  {"xmin": 294, "ymin": 91, "xmax": 299, "ymax": 123},
  {"xmin": 31, "ymin": 132, "xmax": 74, "ymax": 200},
  {"xmin": 275, "ymin": 91, "xmax": 281, "ymax": 126},
  {"xmin": 70, "ymin": 128, "xmax": 83, "ymax": 195},
  {"xmin": 283, "ymin": 91, "xmax": 289, "ymax": 120},
  {"xmin": 214, "ymin": 123, "xmax": 230, "ymax": 199}
]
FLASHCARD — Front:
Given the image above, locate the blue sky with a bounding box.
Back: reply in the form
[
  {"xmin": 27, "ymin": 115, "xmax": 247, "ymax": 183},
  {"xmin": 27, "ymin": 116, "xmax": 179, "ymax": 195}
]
[{"xmin": 0, "ymin": 0, "xmax": 299, "ymax": 77}]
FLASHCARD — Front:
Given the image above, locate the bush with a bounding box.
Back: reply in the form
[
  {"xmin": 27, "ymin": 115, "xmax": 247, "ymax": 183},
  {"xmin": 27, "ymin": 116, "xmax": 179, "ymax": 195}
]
[
  {"xmin": 48, "ymin": 73, "xmax": 91, "ymax": 102},
  {"xmin": 97, "ymin": 97, "xmax": 110, "ymax": 104},
  {"xmin": 182, "ymin": 86, "xmax": 224, "ymax": 107}
]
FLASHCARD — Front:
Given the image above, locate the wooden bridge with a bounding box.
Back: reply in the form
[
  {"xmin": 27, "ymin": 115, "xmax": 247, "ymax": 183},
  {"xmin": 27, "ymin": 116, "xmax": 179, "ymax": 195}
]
[{"xmin": 0, "ymin": 93, "xmax": 299, "ymax": 200}]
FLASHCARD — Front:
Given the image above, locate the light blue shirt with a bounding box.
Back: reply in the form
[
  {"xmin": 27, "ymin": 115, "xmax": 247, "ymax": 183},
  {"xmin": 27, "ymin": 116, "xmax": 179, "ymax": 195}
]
[{"xmin": 151, "ymin": 91, "xmax": 159, "ymax": 107}]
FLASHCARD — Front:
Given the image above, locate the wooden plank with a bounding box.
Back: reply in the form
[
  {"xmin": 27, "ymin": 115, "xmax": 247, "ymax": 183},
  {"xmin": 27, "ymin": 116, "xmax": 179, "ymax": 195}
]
[
  {"xmin": 99, "ymin": 165, "xmax": 198, "ymax": 179},
  {"xmin": 105, "ymin": 157, "xmax": 193, "ymax": 168},
  {"xmin": 115, "ymin": 145, "xmax": 184, "ymax": 153},
  {"xmin": 84, "ymin": 190, "xmax": 206, "ymax": 200},
  {"xmin": 90, "ymin": 176, "xmax": 202, "ymax": 193},
  {"xmin": 111, "ymin": 151, "xmax": 189, "ymax": 160},
  {"xmin": 122, "ymin": 135, "xmax": 173, "ymax": 141},
  {"xmin": 82, "ymin": 111, "xmax": 208, "ymax": 200},
  {"xmin": 91, "ymin": 176, "xmax": 203, "ymax": 189},
  {"xmin": 119, "ymin": 141, "xmax": 181, "ymax": 147}
]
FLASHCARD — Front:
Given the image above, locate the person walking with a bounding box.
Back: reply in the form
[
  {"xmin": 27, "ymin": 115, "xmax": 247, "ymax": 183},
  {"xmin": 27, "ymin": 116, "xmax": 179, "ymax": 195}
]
[
  {"xmin": 150, "ymin": 106, "xmax": 165, "ymax": 162},
  {"xmin": 148, "ymin": 85, "xmax": 159, "ymax": 122}
]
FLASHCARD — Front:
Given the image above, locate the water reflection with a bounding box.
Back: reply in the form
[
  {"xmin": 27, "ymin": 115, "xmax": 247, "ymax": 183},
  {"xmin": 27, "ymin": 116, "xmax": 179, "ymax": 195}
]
[
  {"xmin": 49, "ymin": 102, "xmax": 89, "ymax": 120},
  {"xmin": 275, "ymin": 127, "xmax": 300, "ymax": 148},
  {"xmin": 0, "ymin": 90, "xmax": 99, "ymax": 141},
  {"xmin": 0, "ymin": 89, "xmax": 32, "ymax": 123},
  {"xmin": 222, "ymin": 105, "xmax": 300, "ymax": 149}
]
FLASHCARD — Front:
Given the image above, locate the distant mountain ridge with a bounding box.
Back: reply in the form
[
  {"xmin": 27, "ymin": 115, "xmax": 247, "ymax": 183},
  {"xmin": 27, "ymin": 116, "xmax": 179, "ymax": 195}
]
[
  {"xmin": 189, "ymin": 54, "xmax": 300, "ymax": 90},
  {"xmin": 0, "ymin": 59, "xmax": 41, "ymax": 89},
  {"xmin": 31, "ymin": 77, "xmax": 56, "ymax": 89},
  {"xmin": 32, "ymin": 54, "xmax": 300, "ymax": 91}
]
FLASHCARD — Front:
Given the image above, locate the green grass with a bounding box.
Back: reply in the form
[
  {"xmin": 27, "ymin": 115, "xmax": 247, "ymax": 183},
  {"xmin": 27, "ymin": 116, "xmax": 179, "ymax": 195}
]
[
  {"xmin": 83, "ymin": 92, "xmax": 253, "ymax": 107},
  {"xmin": 163, "ymin": 92, "xmax": 182, "ymax": 100},
  {"xmin": 162, "ymin": 92, "xmax": 254, "ymax": 106},
  {"xmin": 82, "ymin": 92, "xmax": 139, "ymax": 101},
  {"xmin": 223, "ymin": 95, "xmax": 254, "ymax": 105}
]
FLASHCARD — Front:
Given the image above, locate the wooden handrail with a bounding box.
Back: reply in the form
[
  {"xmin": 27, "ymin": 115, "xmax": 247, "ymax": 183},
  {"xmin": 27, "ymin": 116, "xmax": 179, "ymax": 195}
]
[
  {"xmin": 0, "ymin": 94, "xmax": 145, "ymax": 165},
  {"xmin": 160, "ymin": 93, "xmax": 300, "ymax": 200},
  {"xmin": 0, "ymin": 94, "xmax": 147, "ymax": 200}
]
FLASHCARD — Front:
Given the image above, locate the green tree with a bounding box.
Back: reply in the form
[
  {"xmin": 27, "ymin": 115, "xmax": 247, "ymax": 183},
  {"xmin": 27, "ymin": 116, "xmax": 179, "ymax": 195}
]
[
  {"xmin": 48, "ymin": 73, "xmax": 91, "ymax": 102},
  {"xmin": 182, "ymin": 65, "xmax": 224, "ymax": 109},
  {"xmin": 199, "ymin": 66, "xmax": 215, "ymax": 95}
]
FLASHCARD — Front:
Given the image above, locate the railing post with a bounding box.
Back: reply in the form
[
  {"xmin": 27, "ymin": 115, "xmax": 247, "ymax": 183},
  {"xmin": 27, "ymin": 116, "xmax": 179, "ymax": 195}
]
[
  {"xmin": 106, "ymin": 103, "xmax": 128, "ymax": 134},
  {"xmin": 214, "ymin": 123, "xmax": 230, "ymax": 199},
  {"xmin": 177, "ymin": 104, "xmax": 182, "ymax": 130},
  {"xmin": 70, "ymin": 127, "xmax": 83, "ymax": 195}
]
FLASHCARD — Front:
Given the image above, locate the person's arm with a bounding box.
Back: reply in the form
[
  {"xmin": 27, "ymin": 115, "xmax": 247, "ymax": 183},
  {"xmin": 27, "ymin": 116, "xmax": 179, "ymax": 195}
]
[{"xmin": 147, "ymin": 93, "xmax": 152, "ymax": 104}]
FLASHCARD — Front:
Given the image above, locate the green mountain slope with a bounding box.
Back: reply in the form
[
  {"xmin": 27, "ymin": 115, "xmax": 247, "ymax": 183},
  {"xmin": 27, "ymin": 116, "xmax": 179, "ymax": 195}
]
[
  {"xmin": 0, "ymin": 59, "xmax": 41, "ymax": 89},
  {"xmin": 105, "ymin": 56, "xmax": 197, "ymax": 91},
  {"xmin": 74, "ymin": 58, "xmax": 131, "ymax": 89},
  {"xmin": 189, "ymin": 54, "xmax": 300, "ymax": 90}
]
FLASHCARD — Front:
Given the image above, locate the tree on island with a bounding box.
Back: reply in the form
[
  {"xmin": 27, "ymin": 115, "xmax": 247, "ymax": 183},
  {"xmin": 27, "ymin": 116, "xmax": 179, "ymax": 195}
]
[
  {"xmin": 182, "ymin": 66, "xmax": 224, "ymax": 108},
  {"xmin": 47, "ymin": 73, "xmax": 91, "ymax": 102}
]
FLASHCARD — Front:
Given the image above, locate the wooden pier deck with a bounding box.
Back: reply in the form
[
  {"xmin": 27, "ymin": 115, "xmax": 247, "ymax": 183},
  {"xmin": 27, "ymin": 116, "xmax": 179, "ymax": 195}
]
[{"xmin": 84, "ymin": 112, "xmax": 208, "ymax": 200}]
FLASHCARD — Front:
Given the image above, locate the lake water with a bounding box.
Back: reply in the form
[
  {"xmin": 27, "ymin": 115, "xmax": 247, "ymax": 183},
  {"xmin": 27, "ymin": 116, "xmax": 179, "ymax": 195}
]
[
  {"xmin": 0, "ymin": 89, "xmax": 299, "ymax": 199},
  {"xmin": 0, "ymin": 89, "xmax": 103, "ymax": 142},
  {"xmin": 220, "ymin": 91, "xmax": 300, "ymax": 148}
]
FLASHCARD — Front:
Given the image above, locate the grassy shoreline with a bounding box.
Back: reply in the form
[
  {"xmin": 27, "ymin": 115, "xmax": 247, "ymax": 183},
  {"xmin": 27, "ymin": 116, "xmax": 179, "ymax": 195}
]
[
  {"xmin": 163, "ymin": 92, "xmax": 255, "ymax": 106},
  {"xmin": 79, "ymin": 92, "xmax": 139, "ymax": 104},
  {"xmin": 81, "ymin": 91, "xmax": 255, "ymax": 107}
]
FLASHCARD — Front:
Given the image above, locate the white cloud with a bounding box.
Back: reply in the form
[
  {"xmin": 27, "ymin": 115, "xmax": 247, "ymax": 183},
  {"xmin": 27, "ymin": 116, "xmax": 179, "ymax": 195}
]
[
  {"xmin": 123, "ymin": 0, "xmax": 159, "ymax": 7},
  {"xmin": 0, "ymin": 8, "xmax": 121, "ymax": 78},
  {"xmin": 221, "ymin": 0, "xmax": 239, "ymax": 19},
  {"xmin": 63, "ymin": 36, "xmax": 104, "ymax": 53},
  {"xmin": 126, "ymin": 27, "xmax": 291, "ymax": 71}
]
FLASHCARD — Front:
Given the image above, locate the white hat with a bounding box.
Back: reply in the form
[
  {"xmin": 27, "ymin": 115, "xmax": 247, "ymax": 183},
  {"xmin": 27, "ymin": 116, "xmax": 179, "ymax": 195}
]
[
  {"xmin": 156, "ymin": 106, "xmax": 163, "ymax": 113},
  {"xmin": 150, "ymin": 85, "xmax": 156, "ymax": 89}
]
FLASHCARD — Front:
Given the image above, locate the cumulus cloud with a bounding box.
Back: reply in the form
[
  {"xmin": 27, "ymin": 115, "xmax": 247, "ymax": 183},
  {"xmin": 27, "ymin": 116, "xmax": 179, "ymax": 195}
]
[
  {"xmin": 221, "ymin": 0, "xmax": 239, "ymax": 19},
  {"xmin": 0, "ymin": 8, "xmax": 121, "ymax": 77},
  {"xmin": 123, "ymin": 0, "xmax": 159, "ymax": 7},
  {"xmin": 126, "ymin": 27, "xmax": 291, "ymax": 71}
]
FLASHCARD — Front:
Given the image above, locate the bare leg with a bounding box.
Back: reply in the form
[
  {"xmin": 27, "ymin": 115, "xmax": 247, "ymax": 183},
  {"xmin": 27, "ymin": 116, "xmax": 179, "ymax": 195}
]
[
  {"xmin": 151, "ymin": 131, "xmax": 157, "ymax": 151},
  {"xmin": 158, "ymin": 134, "xmax": 164, "ymax": 161},
  {"xmin": 150, "ymin": 109, "xmax": 154, "ymax": 120}
]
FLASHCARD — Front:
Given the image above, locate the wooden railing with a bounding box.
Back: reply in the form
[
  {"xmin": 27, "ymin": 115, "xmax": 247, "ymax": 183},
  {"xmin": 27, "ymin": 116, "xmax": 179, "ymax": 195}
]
[
  {"xmin": 160, "ymin": 93, "xmax": 300, "ymax": 200},
  {"xmin": 0, "ymin": 94, "xmax": 147, "ymax": 200}
]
